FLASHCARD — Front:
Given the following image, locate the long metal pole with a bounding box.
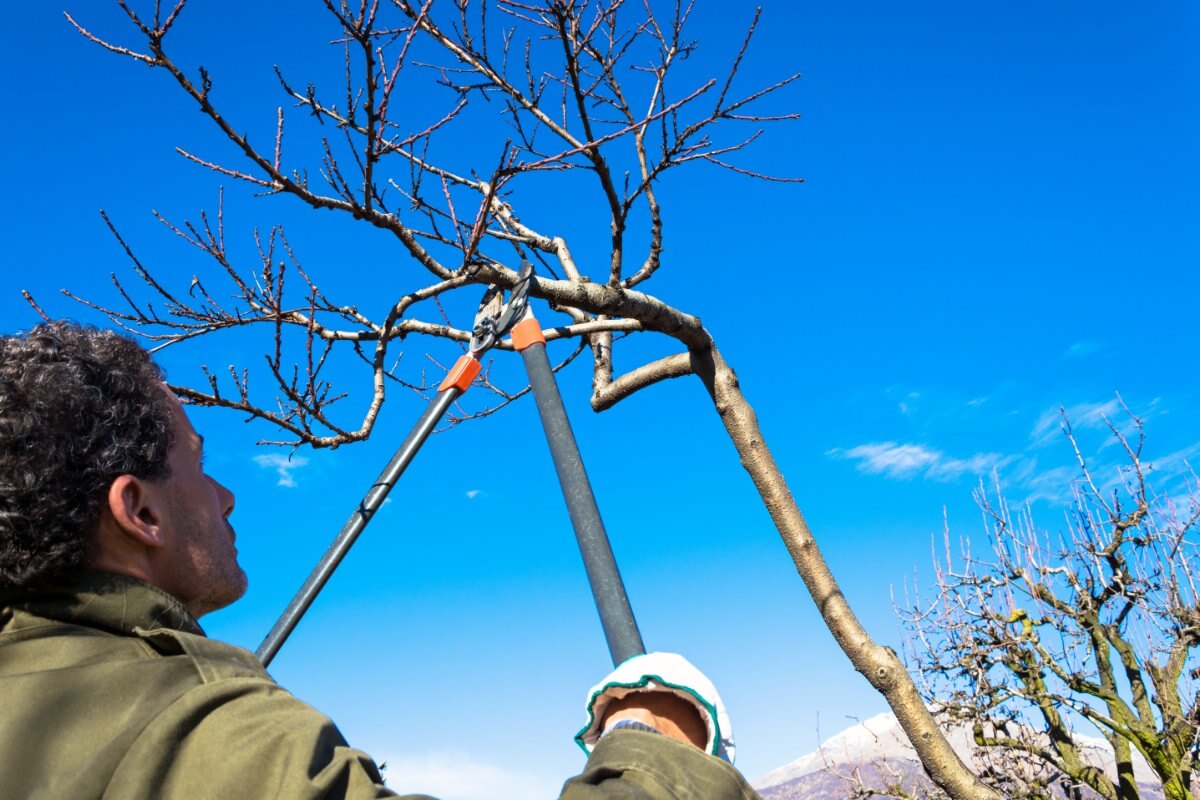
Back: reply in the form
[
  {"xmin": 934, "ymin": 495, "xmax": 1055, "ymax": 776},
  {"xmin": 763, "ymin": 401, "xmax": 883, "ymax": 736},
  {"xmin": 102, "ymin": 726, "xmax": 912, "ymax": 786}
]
[
  {"xmin": 518, "ymin": 339, "xmax": 646, "ymax": 666},
  {"xmin": 256, "ymin": 385, "xmax": 462, "ymax": 667}
]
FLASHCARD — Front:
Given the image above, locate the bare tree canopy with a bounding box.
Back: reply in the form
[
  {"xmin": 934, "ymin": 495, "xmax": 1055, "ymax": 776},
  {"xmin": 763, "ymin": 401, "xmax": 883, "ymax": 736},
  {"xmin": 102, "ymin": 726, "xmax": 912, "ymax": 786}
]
[
  {"xmin": 56, "ymin": 0, "xmax": 803, "ymax": 447},
  {"xmin": 38, "ymin": 2, "xmax": 1160, "ymax": 798},
  {"xmin": 894, "ymin": 406, "xmax": 1200, "ymax": 800}
]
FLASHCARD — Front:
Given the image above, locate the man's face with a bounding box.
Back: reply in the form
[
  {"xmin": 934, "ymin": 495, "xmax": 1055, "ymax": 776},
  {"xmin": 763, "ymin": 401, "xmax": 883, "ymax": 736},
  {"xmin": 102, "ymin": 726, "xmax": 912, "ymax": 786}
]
[{"xmin": 150, "ymin": 392, "xmax": 246, "ymax": 617}]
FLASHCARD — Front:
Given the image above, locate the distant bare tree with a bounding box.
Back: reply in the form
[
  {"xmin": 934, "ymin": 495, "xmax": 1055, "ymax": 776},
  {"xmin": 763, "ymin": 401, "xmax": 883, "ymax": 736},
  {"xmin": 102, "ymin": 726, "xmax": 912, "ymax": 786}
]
[
  {"xmin": 894, "ymin": 406, "xmax": 1200, "ymax": 800},
  {"xmin": 41, "ymin": 2, "xmax": 1006, "ymax": 797},
  {"xmin": 833, "ymin": 718, "xmax": 1113, "ymax": 800}
]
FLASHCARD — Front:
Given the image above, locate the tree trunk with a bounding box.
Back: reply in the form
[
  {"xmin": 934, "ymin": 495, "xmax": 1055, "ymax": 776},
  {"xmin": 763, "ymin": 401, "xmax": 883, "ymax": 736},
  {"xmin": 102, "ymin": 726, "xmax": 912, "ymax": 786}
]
[
  {"xmin": 688, "ymin": 342, "xmax": 1003, "ymax": 800},
  {"xmin": 1112, "ymin": 737, "xmax": 1139, "ymax": 800},
  {"xmin": 1161, "ymin": 776, "xmax": 1196, "ymax": 800}
]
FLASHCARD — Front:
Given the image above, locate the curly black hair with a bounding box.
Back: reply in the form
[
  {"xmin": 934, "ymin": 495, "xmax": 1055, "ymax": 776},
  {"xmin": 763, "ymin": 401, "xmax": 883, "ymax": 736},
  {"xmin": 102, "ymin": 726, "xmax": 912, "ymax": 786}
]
[{"xmin": 0, "ymin": 322, "xmax": 176, "ymax": 589}]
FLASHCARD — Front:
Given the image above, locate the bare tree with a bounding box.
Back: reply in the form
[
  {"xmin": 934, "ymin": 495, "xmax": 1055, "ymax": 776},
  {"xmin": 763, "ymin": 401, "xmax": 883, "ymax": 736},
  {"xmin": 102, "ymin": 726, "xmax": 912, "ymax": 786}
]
[
  {"xmin": 894, "ymin": 407, "xmax": 1200, "ymax": 800},
  {"xmin": 41, "ymin": 2, "xmax": 1005, "ymax": 797}
]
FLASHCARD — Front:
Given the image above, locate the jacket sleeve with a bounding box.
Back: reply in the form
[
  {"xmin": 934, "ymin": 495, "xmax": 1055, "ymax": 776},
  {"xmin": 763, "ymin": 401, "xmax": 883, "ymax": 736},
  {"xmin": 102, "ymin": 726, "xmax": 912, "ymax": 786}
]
[
  {"xmin": 105, "ymin": 676, "xmax": 431, "ymax": 800},
  {"xmin": 559, "ymin": 730, "xmax": 762, "ymax": 800},
  {"xmin": 108, "ymin": 674, "xmax": 758, "ymax": 800}
]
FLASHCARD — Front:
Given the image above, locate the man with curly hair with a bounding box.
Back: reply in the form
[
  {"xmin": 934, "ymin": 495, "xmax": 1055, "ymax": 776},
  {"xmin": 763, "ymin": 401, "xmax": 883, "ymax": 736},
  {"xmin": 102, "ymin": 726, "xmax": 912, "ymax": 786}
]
[
  {"xmin": 0, "ymin": 322, "xmax": 244, "ymax": 613},
  {"xmin": 0, "ymin": 322, "xmax": 758, "ymax": 799}
]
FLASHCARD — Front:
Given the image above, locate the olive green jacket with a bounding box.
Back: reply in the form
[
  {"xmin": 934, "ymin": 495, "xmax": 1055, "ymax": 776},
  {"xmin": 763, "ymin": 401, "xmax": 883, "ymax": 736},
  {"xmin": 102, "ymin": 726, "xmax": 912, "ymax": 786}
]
[{"xmin": 0, "ymin": 571, "xmax": 760, "ymax": 800}]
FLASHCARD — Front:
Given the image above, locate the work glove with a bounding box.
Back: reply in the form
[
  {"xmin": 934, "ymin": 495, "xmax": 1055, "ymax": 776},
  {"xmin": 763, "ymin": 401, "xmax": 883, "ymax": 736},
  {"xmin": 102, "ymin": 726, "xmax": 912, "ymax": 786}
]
[{"xmin": 575, "ymin": 651, "xmax": 735, "ymax": 763}]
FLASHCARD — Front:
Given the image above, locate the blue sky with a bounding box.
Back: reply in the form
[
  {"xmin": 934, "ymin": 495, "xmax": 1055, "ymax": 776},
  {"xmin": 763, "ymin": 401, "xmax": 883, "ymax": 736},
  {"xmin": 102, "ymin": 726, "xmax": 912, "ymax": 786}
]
[{"xmin": 2, "ymin": 1, "xmax": 1198, "ymax": 796}]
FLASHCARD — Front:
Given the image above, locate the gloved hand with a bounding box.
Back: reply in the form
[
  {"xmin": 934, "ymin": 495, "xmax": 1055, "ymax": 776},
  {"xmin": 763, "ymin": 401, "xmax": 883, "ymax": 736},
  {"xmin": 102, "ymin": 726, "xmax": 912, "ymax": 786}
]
[{"xmin": 575, "ymin": 652, "xmax": 735, "ymax": 763}]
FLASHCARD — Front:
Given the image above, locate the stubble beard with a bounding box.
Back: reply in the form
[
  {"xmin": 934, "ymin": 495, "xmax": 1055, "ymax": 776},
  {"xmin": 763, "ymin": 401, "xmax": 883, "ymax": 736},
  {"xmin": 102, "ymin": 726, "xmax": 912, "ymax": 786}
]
[{"xmin": 184, "ymin": 520, "xmax": 248, "ymax": 618}]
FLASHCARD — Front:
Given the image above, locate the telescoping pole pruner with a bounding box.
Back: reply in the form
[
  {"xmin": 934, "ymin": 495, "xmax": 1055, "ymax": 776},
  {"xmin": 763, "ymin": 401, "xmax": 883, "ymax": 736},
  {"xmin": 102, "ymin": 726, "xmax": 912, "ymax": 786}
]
[
  {"xmin": 255, "ymin": 265, "xmax": 534, "ymax": 667},
  {"xmin": 508, "ymin": 264, "xmax": 646, "ymax": 667}
]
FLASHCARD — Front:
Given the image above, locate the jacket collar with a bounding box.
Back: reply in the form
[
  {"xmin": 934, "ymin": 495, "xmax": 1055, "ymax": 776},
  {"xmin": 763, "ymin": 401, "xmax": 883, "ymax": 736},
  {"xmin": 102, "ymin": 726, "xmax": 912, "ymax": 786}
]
[{"xmin": 0, "ymin": 570, "xmax": 205, "ymax": 637}]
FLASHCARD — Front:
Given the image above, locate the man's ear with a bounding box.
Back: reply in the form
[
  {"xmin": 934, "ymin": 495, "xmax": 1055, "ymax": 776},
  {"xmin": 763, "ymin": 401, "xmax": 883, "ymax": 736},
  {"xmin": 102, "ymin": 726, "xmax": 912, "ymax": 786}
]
[{"xmin": 103, "ymin": 474, "xmax": 166, "ymax": 550}]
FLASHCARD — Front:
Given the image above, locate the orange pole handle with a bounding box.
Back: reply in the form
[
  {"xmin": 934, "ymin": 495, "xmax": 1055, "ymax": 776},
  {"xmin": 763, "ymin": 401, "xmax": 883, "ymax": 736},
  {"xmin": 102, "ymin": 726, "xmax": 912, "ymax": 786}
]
[
  {"xmin": 510, "ymin": 317, "xmax": 546, "ymax": 351},
  {"xmin": 438, "ymin": 354, "xmax": 482, "ymax": 393}
]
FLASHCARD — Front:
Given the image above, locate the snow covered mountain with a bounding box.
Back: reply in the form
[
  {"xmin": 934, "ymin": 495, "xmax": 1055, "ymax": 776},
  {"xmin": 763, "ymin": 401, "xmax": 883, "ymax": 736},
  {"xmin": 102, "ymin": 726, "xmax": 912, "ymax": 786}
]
[{"xmin": 752, "ymin": 712, "xmax": 1164, "ymax": 800}]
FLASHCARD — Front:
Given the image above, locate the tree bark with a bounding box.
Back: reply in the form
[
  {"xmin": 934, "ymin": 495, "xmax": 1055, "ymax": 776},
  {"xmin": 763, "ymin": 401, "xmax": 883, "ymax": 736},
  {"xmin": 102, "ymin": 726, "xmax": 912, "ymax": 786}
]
[
  {"xmin": 688, "ymin": 342, "xmax": 1003, "ymax": 800},
  {"xmin": 1162, "ymin": 776, "xmax": 1196, "ymax": 800}
]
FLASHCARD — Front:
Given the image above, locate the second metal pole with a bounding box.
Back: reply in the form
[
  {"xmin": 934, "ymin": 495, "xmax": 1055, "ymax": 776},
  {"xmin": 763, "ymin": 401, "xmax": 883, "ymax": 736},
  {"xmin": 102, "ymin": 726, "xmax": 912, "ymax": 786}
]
[
  {"xmin": 519, "ymin": 338, "xmax": 646, "ymax": 666},
  {"xmin": 256, "ymin": 385, "xmax": 462, "ymax": 667}
]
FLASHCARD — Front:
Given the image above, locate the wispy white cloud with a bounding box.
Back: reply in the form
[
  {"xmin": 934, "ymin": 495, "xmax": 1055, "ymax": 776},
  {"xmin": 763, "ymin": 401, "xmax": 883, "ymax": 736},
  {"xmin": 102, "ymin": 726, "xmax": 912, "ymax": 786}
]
[
  {"xmin": 1017, "ymin": 464, "xmax": 1081, "ymax": 505},
  {"xmin": 1030, "ymin": 397, "xmax": 1161, "ymax": 448},
  {"xmin": 1142, "ymin": 442, "xmax": 1200, "ymax": 474},
  {"xmin": 1013, "ymin": 434, "xmax": 1200, "ymax": 506},
  {"xmin": 828, "ymin": 442, "xmax": 1012, "ymax": 482},
  {"xmin": 898, "ymin": 391, "xmax": 920, "ymax": 416},
  {"xmin": 376, "ymin": 750, "xmax": 556, "ymax": 800},
  {"xmin": 1063, "ymin": 341, "xmax": 1103, "ymax": 358},
  {"xmin": 828, "ymin": 442, "xmax": 938, "ymax": 479},
  {"xmin": 252, "ymin": 453, "xmax": 309, "ymax": 488},
  {"xmin": 830, "ymin": 395, "xmax": 1194, "ymax": 511},
  {"xmin": 927, "ymin": 452, "xmax": 1015, "ymax": 481},
  {"xmin": 465, "ymin": 489, "xmax": 483, "ymax": 500},
  {"xmin": 1030, "ymin": 399, "xmax": 1123, "ymax": 445}
]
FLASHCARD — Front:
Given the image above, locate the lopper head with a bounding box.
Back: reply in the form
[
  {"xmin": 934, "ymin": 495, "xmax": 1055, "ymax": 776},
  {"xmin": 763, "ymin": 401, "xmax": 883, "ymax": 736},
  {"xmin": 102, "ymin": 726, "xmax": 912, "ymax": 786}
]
[{"xmin": 469, "ymin": 261, "xmax": 533, "ymax": 356}]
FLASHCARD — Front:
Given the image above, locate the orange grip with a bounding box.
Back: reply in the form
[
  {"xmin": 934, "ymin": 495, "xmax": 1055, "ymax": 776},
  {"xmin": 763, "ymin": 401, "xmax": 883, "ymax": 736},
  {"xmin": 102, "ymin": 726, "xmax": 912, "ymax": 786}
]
[
  {"xmin": 438, "ymin": 354, "xmax": 482, "ymax": 393},
  {"xmin": 509, "ymin": 317, "xmax": 546, "ymax": 351}
]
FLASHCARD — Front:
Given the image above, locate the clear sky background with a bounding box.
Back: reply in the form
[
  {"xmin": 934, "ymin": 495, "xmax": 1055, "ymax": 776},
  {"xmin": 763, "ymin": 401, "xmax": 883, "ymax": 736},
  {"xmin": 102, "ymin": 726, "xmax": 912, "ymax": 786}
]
[{"xmin": 2, "ymin": 2, "xmax": 1198, "ymax": 797}]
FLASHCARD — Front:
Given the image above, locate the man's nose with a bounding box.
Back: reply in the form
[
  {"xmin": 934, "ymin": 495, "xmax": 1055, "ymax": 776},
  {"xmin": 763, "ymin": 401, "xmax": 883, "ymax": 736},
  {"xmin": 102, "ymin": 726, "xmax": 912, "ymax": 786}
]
[{"xmin": 214, "ymin": 478, "xmax": 235, "ymax": 516}]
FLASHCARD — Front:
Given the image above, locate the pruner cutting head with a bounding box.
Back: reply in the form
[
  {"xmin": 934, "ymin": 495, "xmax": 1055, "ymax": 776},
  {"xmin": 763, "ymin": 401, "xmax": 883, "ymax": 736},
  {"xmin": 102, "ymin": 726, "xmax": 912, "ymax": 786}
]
[{"xmin": 469, "ymin": 261, "xmax": 534, "ymax": 356}]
